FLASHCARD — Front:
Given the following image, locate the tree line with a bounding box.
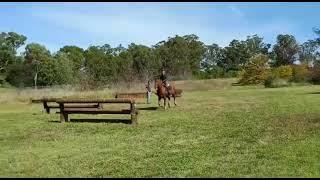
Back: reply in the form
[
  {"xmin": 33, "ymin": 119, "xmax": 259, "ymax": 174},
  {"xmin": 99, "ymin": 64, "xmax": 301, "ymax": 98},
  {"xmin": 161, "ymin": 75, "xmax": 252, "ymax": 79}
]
[{"xmin": 1, "ymin": 29, "xmax": 320, "ymax": 89}]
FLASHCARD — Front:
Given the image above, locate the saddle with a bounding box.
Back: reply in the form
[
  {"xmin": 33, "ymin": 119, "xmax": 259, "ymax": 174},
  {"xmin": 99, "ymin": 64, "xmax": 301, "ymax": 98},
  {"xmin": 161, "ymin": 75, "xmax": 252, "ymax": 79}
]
[{"xmin": 162, "ymin": 82, "xmax": 169, "ymax": 88}]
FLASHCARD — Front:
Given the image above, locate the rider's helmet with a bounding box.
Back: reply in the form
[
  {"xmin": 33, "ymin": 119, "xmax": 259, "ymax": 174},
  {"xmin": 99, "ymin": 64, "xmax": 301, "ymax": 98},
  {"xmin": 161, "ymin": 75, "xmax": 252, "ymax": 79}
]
[{"xmin": 162, "ymin": 68, "xmax": 165, "ymax": 75}]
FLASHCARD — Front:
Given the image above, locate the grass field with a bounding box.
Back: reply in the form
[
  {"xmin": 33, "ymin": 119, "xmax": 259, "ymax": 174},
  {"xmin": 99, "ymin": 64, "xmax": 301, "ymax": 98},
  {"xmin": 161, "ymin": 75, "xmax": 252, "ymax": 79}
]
[{"xmin": 1, "ymin": 79, "xmax": 320, "ymax": 177}]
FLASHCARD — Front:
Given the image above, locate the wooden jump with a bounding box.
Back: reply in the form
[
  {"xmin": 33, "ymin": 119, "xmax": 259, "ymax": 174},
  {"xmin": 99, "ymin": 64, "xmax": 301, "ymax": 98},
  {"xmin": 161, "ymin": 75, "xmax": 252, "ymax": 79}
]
[
  {"xmin": 55, "ymin": 98, "xmax": 138, "ymax": 125},
  {"xmin": 31, "ymin": 97, "xmax": 102, "ymax": 114},
  {"xmin": 115, "ymin": 92, "xmax": 147, "ymax": 99}
]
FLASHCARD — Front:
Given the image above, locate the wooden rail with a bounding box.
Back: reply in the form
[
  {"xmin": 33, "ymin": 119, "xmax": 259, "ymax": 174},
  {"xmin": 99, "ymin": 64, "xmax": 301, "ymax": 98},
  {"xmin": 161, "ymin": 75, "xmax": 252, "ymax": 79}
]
[
  {"xmin": 56, "ymin": 98, "xmax": 138, "ymax": 125},
  {"xmin": 31, "ymin": 98, "xmax": 102, "ymax": 114}
]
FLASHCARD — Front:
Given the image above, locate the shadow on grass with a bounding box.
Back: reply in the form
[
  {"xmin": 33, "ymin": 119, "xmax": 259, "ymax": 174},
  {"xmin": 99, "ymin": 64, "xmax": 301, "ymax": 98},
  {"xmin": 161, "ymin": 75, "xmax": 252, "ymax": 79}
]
[
  {"xmin": 48, "ymin": 119, "xmax": 132, "ymax": 124},
  {"xmin": 307, "ymin": 92, "xmax": 320, "ymax": 95},
  {"xmin": 231, "ymin": 82, "xmax": 242, "ymax": 86},
  {"xmin": 137, "ymin": 106, "xmax": 158, "ymax": 111},
  {"xmin": 48, "ymin": 120, "xmax": 60, "ymax": 123}
]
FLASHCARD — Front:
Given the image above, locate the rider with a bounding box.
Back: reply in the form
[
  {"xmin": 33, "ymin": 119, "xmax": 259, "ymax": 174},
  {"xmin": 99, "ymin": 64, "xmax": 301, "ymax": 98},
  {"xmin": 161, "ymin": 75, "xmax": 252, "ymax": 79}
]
[
  {"xmin": 159, "ymin": 69, "xmax": 169, "ymax": 89},
  {"xmin": 145, "ymin": 80, "xmax": 152, "ymax": 104}
]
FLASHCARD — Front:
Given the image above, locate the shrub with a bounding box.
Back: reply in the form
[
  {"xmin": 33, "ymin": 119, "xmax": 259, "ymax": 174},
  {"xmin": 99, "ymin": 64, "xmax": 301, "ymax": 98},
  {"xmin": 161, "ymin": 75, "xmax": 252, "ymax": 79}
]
[
  {"xmin": 238, "ymin": 54, "xmax": 270, "ymax": 85},
  {"xmin": 291, "ymin": 64, "xmax": 311, "ymax": 83},
  {"xmin": 310, "ymin": 65, "xmax": 320, "ymax": 84},
  {"xmin": 209, "ymin": 66, "xmax": 225, "ymax": 78},
  {"xmin": 272, "ymin": 65, "xmax": 293, "ymax": 80},
  {"xmin": 5, "ymin": 62, "xmax": 34, "ymax": 87},
  {"xmin": 264, "ymin": 65, "xmax": 294, "ymax": 88},
  {"xmin": 224, "ymin": 70, "xmax": 239, "ymax": 78},
  {"xmin": 264, "ymin": 77, "xmax": 290, "ymax": 88}
]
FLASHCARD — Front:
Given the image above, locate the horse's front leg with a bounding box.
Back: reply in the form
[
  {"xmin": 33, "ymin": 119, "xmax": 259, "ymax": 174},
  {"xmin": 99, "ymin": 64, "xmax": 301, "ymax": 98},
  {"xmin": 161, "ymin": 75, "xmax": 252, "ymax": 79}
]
[
  {"xmin": 167, "ymin": 96, "xmax": 171, "ymax": 108},
  {"xmin": 164, "ymin": 97, "xmax": 167, "ymax": 110},
  {"xmin": 158, "ymin": 97, "xmax": 161, "ymax": 107}
]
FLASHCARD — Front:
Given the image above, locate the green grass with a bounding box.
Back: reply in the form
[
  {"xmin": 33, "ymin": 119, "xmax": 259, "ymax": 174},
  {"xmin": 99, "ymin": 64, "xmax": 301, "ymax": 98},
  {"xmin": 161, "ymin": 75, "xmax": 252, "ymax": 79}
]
[{"xmin": 1, "ymin": 80, "xmax": 320, "ymax": 177}]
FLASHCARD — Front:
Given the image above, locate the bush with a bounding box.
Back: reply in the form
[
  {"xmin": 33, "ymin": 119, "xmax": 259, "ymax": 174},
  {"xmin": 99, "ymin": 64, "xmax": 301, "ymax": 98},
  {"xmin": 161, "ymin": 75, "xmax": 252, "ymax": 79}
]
[
  {"xmin": 264, "ymin": 76, "xmax": 290, "ymax": 88},
  {"xmin": 264, "ymin": 65, "xmax": 294, "ymax": 88},
  {"xmin": 272, "ymin": 65, "xmax": 293, "ymax": 80},
  {"xmin": 196, "ymin": 66, "xmax": 239, "ymax": 79},
  {"xmin": 238, "ymin": 54, "xmax": 270, "ymax": 85},
  {"xmin": 209, "ymin": 66, "xmax": 225, "ymax": 78},
  {"xmin": 5, "ymin": 62, "xmax": 34, "ymax": 87},
  {"xmin": 224, "ymin": 70, "xmax": 239, "ymax": 78},
  {"xmin": 291, "ymin": 64, "xmax": 311, "ymax": 83},
  {"xmin": 310, "ymin": 66, "xmax": 320, "ymax": 84}
]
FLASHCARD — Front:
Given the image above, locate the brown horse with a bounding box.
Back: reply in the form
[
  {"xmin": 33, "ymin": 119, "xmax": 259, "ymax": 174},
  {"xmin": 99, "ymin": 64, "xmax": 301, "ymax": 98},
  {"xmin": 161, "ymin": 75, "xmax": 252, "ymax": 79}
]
[{"xmin": 154, "ymin": 79, "xmax": 178, "ymax": 109}]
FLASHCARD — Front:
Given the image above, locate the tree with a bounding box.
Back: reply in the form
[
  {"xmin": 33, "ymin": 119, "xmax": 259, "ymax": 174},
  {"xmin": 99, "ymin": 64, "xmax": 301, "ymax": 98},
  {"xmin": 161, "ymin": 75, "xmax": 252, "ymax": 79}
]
[
  {"xmin": 25, "ymin": 43, "xmax": 51, "ymax": 64},
  {"xmin": 58, "ymin": 45, "xmax": 85, "ymax": 72},
  {"xmin": 53, "ymin": 52, "xmax": 75, "ymax": 85},
  {"xmin": 84, "ymin": 46, "xmax": 117, "ymax": 86},
  {"xmin": 24, "ymin": 43, "xmax": 52, "ymax": 87},
  {"xmin": 0, "ymin": 32, "xmax": 27, "ymax": 73},
  {"xmin": 5, "ymin": 58, "xmax": 34, "ymax": 87},
  {"xmin": 127, "ymin": 43, "xmax": 154, "ymax": 81},
  {"xmin": 312, "ymin": 27, "xmax": 320, "ymax": 44},
  {"xmin": 201, "ymin": 43, "xmax": 225, "ymax": 69},
  {"xmin": 298, "ymin": 40, "xmax": 318, "ymax": 66},
  {"xmin": 224, "ymin": 39, "xmax": 250, "ymax": 72},
  {"xmin": 153, "ymin": 34, "xmax": 205, "ymax": 79},
  {"xmin": 200, "ymin": 43, "xmax": 226, "ymax": 78},
  {"xmin": 112, "ymin": 44, "xmax": 126, "ymax": 56},
  {"xmin": 238, "ymin": 53, "xmax": 270, "ymax": 85},
  {"xmin": 222, "ymin": 35, "xmax": 270, "ymax": 73},
  {"xmin": 271, "ymin": 34, "xmax": 300, "ymax": 67},
  {"xmin": 183, "ymin": 34, "xmax": 206, "ymax": 76},
  {"xmin": 245, "ymin": 35, "xmax": 271, "ymax": 56}
]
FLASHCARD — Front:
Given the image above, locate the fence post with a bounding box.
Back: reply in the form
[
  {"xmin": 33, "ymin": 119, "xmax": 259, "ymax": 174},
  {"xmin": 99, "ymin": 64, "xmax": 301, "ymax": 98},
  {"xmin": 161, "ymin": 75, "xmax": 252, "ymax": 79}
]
[{"xmin": 130, "ymin": 102, "xmax": 137, "ymax": 125}]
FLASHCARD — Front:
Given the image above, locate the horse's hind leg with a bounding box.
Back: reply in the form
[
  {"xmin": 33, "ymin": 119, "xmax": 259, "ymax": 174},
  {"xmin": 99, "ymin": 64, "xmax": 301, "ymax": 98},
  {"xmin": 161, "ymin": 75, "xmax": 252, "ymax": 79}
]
[{"xmin": 174, "ymin": 96, "xmax": 177, "ymax": 106}]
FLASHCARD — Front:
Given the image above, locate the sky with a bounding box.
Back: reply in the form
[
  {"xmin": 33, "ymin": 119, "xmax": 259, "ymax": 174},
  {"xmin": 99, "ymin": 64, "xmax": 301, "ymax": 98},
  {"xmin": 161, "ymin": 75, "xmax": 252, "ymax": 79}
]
[{"xmin": 1, "ymin": 2, "xmax": 320, "ymax": 54}]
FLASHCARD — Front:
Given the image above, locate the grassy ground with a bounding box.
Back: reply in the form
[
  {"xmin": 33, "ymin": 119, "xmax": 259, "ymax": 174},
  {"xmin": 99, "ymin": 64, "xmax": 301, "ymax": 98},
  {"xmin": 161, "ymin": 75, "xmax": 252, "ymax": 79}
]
[{"xmin": 1, "ymin": 79, "xmax": 320, "ymax": 177}]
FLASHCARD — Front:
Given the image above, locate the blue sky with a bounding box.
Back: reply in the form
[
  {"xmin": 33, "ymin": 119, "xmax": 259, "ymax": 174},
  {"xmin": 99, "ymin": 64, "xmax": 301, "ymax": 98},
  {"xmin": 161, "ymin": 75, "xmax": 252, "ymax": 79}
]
[{"xmin": 1, "ymin": 2, "xmax": 320, "ymax": 54}]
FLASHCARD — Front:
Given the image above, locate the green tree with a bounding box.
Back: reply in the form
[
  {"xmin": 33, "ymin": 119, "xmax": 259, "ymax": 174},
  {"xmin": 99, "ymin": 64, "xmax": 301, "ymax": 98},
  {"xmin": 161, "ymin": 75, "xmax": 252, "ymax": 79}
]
[
  {"xmin": 84, "ymin": 46, "xmax": 116, "ymax": 86},
  {"xmin": 224, "ymin": 39, "xmax": 250, "ymax": 72},
  {"xmin": 153, "ymin": 34, "xmax": 205, "ymax": 79},
  {"xmin": 5, "ymin": 58, "xmax": 34, "ymax": 87},
  {"xmin": 183, "ymin": 34, "xmax": 206, "ymax": 76},
  {"xmin": 200, "ymin": 43, "xmax": 226, "ymax": 78},
  {"xmin": 58, "ymin": 45, "xmax": 85, "ymax": 72},
  {"xmin": 245, "ymin": 34, "xmax": 271, "ymax": 57},
  {"xmin": 127, "ymin": 43, "xmax": 154, "ymax": 81},
  {"xmin": 24, "ymin": 43, "xmax": 53, "ymax": 87},
  {"xmin": 271, "ymin": 34, "xmax": 300, "ymax": 67},
  {"xmin": 0, "ymin": 32, "xmax": 27, "ymax": 73},
  {"xmin": 53, "ymin": 52, "xmax": 75, "ymax": 85},
  {"xmin": 223, "ymin": 35, "xmax": 270, "ymax": 73},
  {"xmin": 299, "ymin": 40, "xmax": 318, "ymax": 66},
  {"xmin": 25, "ymin": 43, "xmax": 51, "ymax": 64}
]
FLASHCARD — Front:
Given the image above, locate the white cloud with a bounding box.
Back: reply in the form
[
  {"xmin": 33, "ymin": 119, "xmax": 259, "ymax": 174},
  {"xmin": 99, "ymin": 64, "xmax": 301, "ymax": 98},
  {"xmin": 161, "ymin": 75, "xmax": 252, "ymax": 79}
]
[{"xmin": 228, "ymin": 5, "xmax": 245, "ymax": 18}]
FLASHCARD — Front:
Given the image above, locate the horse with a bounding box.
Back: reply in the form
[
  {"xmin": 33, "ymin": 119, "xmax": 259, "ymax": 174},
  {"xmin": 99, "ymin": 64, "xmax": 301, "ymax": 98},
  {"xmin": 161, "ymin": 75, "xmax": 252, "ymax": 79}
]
[{"xmin": 154, "ymin": 79, "xmax": 178, "ymax": 109}]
